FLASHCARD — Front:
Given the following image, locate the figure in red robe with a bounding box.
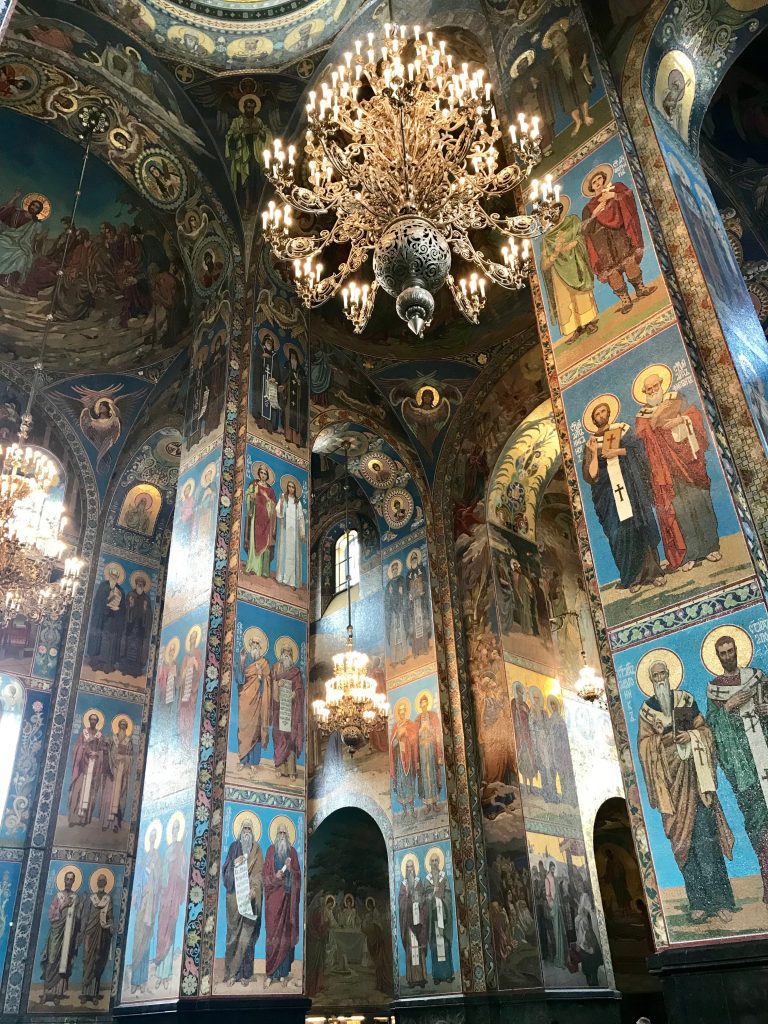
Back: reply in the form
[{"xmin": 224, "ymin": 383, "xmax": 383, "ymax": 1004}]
[
  {"xmin": 177, "ymin": 628, "xmax": 203, "ymax": 744},
  {"xmin": 154, "ymin": 818, "xmax": 187, "ymax": 989},
  {"xmin": 271, "ymin": 642, "xmax": 304, "ymax": 778},
  {"xmin": 582, "ymin": 168, "xmax": 656, "ymax": 314},
  {"xmin": 634, "ymin": 374, "xmax": 721, "ymax": 571},
  {"xmin": 263, "ymin": 822, "xmax": 302, "ymax": 987},
  {"xmin": 243, "ymin": 465, "xmax": 277, "ymax": 578}
]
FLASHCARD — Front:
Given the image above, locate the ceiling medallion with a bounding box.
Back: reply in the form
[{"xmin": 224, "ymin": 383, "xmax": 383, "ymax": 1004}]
[{"xmin": 262, "ymin": 21, "xmax": 561, "ymax": 336}]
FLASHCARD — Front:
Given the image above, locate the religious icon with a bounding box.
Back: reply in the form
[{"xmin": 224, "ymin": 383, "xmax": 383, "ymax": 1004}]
[
  {"xmin": 276, "ymin": 475, "xmax": 306, "ymax": 590},
  {"xmin": 118, "ymin": 484, "xmax": 162, "ymax": 536},
  {"xmin": 360, "ymin": 452, "xmax": 396, "ymax": 489},
  {"xmin": 284, "ymin": 18, "xmax": 324, "ymax": 53},
  {"xmin": 263, "ymin": 815, "xmax": 301, "ymax": 988},
  {"xmin": 67, "ymin": 709, "xmax": 106, "ymax": 829},
  {"xmin": 701, "ymin": 624, "xmax": 768, "ymax": 908},
  {"xmin": 225, "ymin": 93, "xmax": 272, "ymax": 199},
  {"xmin": 135, "ymin": 148, "xmax": 187, "ymax": 210},
  {"xmin": 392, "ymin": 382, "xmax": 459, "ymax": 453},
  {"xmin": 541, "ymin": 194, "xmax": 599, "ymax": 343},
  {"xmin": 195, "ymin": 240, "xmax": 225, "ymax": 292},
  {"xmin": 128, "ymin": 818, "xmax": 162, "ymax": 994},
  {"xmin": 385, "ymin": 559, "xmax": 408, "ymax": 666},
  {"xmin": 398, "ymin": 852, "xmax": 427, "ymax": 988},
  {"xmin": 101, "ymin": 715, "xmax": 136, "ymax": 835},
  {"xmin": 64, "ymin": 384, "xmax": 129, "ymax": 470},
  {"xmin": 581, "ymin": 393, "xmax": 664, "ymax": 593},
  {"xmin": 38, "ymin": 865, "xmax": 83, "ymax": 1006},
  {"xmin": 510, "ymin": 49, "xmax": 554, "ymax": 156},
  {"xmin": 222, "ymin": 810, "xmax": 263, "ymax": 987},
  {"xmin": 243, "ymin": 461, "xmax": 277, "ymax": 579},
  {"xmin": 581, "ymin": 164, "xmax": 656, "ymax": 314},
  {"xmin": 390, "ymin": 698, "xmax": 417, "ymax": 816},
  {"xmin": 0, "ymin": 678, "xmax": 24, "ymax": 817},
  {"xmin": 167, "ymin": 24, "xmax": 215, "ymax": 57},
  {"xmin": 271, "ymin": 637, "xmax": 304, "ymax": 780},
  {"xmin": 153, "ymin": 811, "xmax": 187, "ymax": 991},
  {"xmin": 80, "ymin": 868, "xmax": 116, "ymax": 1006},
  {"xmin": 406, "ymin": 548, "xmax": 432, "ymax": 658},
  {"xmin": 177, "ymin": 625, "xmax": 203, "ymax": 744},
  {"xmin": 236, "ymin": 627, "xmax": 271, "ymax": 772},
  {"xmin": 251, "ymin": 329, "xmax": 281, "ymax": 434},
  {"xmin": 279, "ymin": 343, "xmax": 308, "ymax": 448},
  {"xmin": 383, "ymin": 488, "xmax": 415, "ymax": 530},
  {"xmin": 414, "ymin": 691, "xmax": 443, "ymax": 814},
  {"xmin": 422, "ymin": 848, "xmax": 454, "ymax": 985},
  {"xmin": 0, "ymin": 59, "xmax": 39, "ymax": 102},
  {"xmin": 635, "ymin": 647, "xmax": 736, "ymax": 922},
  {"xmin": 157, "ymin": 635, "xmax": 181, "ymax": 710},
  {"xmin": 654, "ymin": 51, "xmax": 695, "ymax": 139},
  {"xmin": 541, "ymin": 16, "xmax": 594, "ymax": 137},
  {"xmin": 631, "ymin": 363, "xmax": 721, "ymax": 572}
]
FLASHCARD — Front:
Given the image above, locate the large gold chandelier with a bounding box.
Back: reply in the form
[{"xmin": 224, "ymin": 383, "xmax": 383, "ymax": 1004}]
[
  {"xmin": 312, "ymin": 443, "xmax": 388, "ymax": 752},
  {"xmin": 262, "ymin": 20, "xmax": 561, "ymax": 336}
]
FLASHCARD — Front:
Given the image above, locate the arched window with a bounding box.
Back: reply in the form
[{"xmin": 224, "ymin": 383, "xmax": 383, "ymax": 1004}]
[{"xmin": 335, "ymin": 529, "xmax": 360, "ymax": 592}]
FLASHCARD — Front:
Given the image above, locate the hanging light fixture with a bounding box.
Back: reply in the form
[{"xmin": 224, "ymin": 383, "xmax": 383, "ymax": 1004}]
[
  {"xmin": 550, "ymin": 608, "xmax": 605, "ymax": 705},
  {"xmin": 0, "ymin": 106, "xmax": 107, "ymax": 622},
  {"xmin": 312, "ymin": 442, "xmax": 389, "ymax": 753},
  {"xmin": 261, "ymin": 18, "xmax": 561, "ymax": 336}
]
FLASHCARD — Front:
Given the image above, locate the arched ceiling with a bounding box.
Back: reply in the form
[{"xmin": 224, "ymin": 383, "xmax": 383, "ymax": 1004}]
[{"xmin": 89, "ymin": 0, "xmax": 366, "ymax": 73}]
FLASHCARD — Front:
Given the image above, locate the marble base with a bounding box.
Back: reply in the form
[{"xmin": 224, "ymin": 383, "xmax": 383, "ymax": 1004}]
[
  {"xmin": 649, "ymin": 937, "xmax": 768, "ymax": 1024},
  {"xmin": 114, "ymin": 996, "xmax": 312, "ymax": 1024}
]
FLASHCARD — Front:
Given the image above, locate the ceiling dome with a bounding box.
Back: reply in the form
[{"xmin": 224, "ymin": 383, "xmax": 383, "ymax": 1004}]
[{"xmin": 92, "ymin": 0, "xmax": 364, "ymax": 73}]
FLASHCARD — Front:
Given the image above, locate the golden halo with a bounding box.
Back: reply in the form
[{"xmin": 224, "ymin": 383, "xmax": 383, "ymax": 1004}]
[
  {"xmin": 83, "ymin": 707, "xmax": 105, "ymax": 731},
  {"xmin": 186, "ymin": 625, "xmax": 202, "ymax": 651},
  {"xmin": 166, "ymin": 810, "xmax": 186, "ymax": 844},
  {"xmin": 527, "ymin": 684, "xmax": 544, "ymax": 705},
  {"xmin": 130, "ymin": 570, "xmax": 151, "ymax": 592},
  {"xmin": 388, "ymin": 559, "xmax": 403, "ymax": 579},
  {"xmin": 400, "ymin": 852, "xmax": 420, "ymax": 879},
  {"xmin": 181, "ymin": 479, "xmax": 196, "ymax": 498},
  {"xmin": 238, "ymin": 92, "xmax": 262, "ymax": 114},
  {"xmin": 111, "ymin": 713, "xmax": 134, "ymax": 737},
  {"xmin": 144, "ymin": 818, "xmax": 163, "ymax": 852},
  {"xmin": 325, "ymin": 894, "xmax": 336, "ymax": 908},
  {"xmin": 55, "ymin": 864, "xmax": 82, "ymax": 892},
  {"xmin": 280, "ymin": 474, "xmax": 303, "ymax": 499},
  {"xmin": 22, "ymin": 192, "xmax": 51, "ymax": 221},
  {"xmin": 424, "ymin": 846, "xmax": 446, "ymax": 872},
  {"xmin": 546, "ymin": 692, "xmax": 563, "ymax": 714},
  {"xmin": 89, "ymin": 867, "xmax": 115, "ymax": 894},
  {"xmin": 343, "ymin": 891, "xmax": 355, "ymax": 905},
  {"xmin": 415, "ymin": 385, "xmax": 440, "ymax": 408},
  {"xmin": 243, "ymin": 627, "xmax": 269, "ymax": 655},
  {"xmin": 283, "ymin": 343, "xmax": 304, "ymax": 366},
  {"xmin": 636, "ymin": 648, "xmax": 684, "ymax": 697},
  {"xmin": 582, "ymin": 393, "xmax": 621, "ymax": 434},
  {"xmin": 701, "ymin": 624, "xmax": 754, "ymax": 676},
  {"xmin": 510, "ymin": 49, "xmax": 535, "ymax": 79},
  {"xmin": 1, "ymin": 680, "xmax": 23, "ymax": 705},
  {"xmin": 251, "ymin": 461, "xmax": 276, "ymax": 486},
  {"xmin": 103, "ymin": 561, "xmax": 126, "ymax": 585},
  {"xmin": 275, "ymin": 636, "xmax": 299, "ymax": 665},
  {"xmin": 407, "ymin": 547, "xmax": 422, "ymax": 566},
  {"xmin": 552, "ymin": 193, "xmax": 572, "ymax": 222},
  {"xmin": 164, "ymin": 636, "xmax": 181, "ymax": 662},
  {"xmin": 394, "ymin": 696, "xmax": 411, "ymax": 719},
  {"xmin": 631, "ymin": 364, "xmax": 673, "ymax": 405},
  {"xmin": 582, "ymin": 162, "xmax": 615, "ymax": 197},
  {"xmin": 542, "ymin": 16, "xmax": 570, "ymax": 49},
  {"xmin": 233, "ymin": 809, "xmax": 262, "ymax": 842},
  {"xmin": 416, "ymin": 689, "xmax": 433, "ymax": 711},
  {"xmin": 201, "ymin": 462, "xmax": 217, "ymax": 486},
  {"xmin": 269, "ymin": 814, "xmax": 296, "ymax": 845}
]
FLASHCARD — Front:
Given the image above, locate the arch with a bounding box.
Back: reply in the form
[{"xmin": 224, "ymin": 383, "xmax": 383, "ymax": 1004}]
[
  {"xmin": 305, "ymin": 805, "xmax": 394, "ymax": 1009},
  {"xmin": 593, "ymin": 798, "xmax": 662, "ymax": 1012}
]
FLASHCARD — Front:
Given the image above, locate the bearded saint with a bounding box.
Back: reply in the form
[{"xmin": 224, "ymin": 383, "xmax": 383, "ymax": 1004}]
[
  {"xmin": 634, "ymin": 374, "xmax": 720, "ymax": 571},
  {"xmin": 511, "ymin": 682, "xmax": 536, "ymax": 791},
  {"xmin": 271, "ymin": 646, "xmax": 304, "ymax": 779},
  {"xmin": 263, "ymin": 825, "xmax": 302, "ymax": 987},
  {"xmin": 68, "ymin": 714, "xmax": 106, "ymax": 827},
  {"xmin": 39, "ymin": 871, "xmax": 81, "ymax": 1005},
  {"xmin": 237, "ymin": 637, "xmax": 271, "ymax": 769},
  {"xmin": 80, "ymin": 874, "xmax": 114, "ymax": 1005},
  {"xmin": 390, "ymin": 703, "xmax": 419, "ymax": 815},
  {"xmin": 638, "ymin": 659, "xmax": 735, "ymax": 922},
  {"xmin": 398, "ymin": 860, "xmax": 427, "ymax": 988},
  {"xmin": 155, "ymin": 822, "xmax": 186, "ymax": 988},
  {"xmin": 100, "ymin": 719, "xmax": 133, "ymax": 833},
  {"xmin": 424, "ymin": 854, "xmax": 454, "ymax": 984},
  {"xmin": 177, "ymin": 634, "xmax": 203, "ymax": 744},
  {"xmin": 222, "ymin": 820, "xmax": 264, "ymax": 985}
]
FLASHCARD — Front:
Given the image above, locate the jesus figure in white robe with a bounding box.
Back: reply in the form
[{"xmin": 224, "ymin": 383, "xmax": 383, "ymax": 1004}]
[{"xmin": 276, "ymin": 481, "xmax": 305, "ymax": 590}]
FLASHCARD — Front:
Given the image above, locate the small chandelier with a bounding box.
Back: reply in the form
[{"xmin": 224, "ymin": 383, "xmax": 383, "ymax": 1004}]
[
  {"xmin": 312, "ymin": 443, "xmax": 388, "ymax": 752},
  {"xmin": 262, "ymin": 20, "xmax": 561, "ymax": 336},
  {"xmin": 0, "ymin": 108, "xmax": 107, "ymax": 622},
  {"xmin": 551, "ymin": 608, "xmax": 605, "ymax": 705}
]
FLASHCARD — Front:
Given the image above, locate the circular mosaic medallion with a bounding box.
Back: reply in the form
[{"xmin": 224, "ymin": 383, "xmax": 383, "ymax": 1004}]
[
  {"xmin": 192, "ymin": 235, "xmax": 229, "ymax": 294},
  {"xmin": 135, "ymin": 146, "xmax": 188, "ymax": 210},
  {"xmin": 747, "ymin": 279, "xmax": 768, "ymax": 326},
  {"xmin": 0, "ymin": 59, "xmax": 42, "ymax": 104},
  {"xmin": 382, "ymin": 487, "xmax": 414, "ymax": 530},
  {"xmin": 359, "ymin": 451, "xmax": 396, "ymax": 489}
]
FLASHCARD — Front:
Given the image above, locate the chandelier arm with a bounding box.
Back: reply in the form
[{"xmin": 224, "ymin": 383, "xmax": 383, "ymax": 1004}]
[
  {"xmin": 266, "ymin": 177, "xmax": 344, "ymax": 216},
  {"xmin": 297, "ymin": 243, "xmax": 370, "ymax": 307},
  {"xmin": 449, "ymin": 230, "xmax": 529, "ymax": 290},
  {"xmin": 446, "ymin": 274, "xmax": 482, "ymax": 325}
]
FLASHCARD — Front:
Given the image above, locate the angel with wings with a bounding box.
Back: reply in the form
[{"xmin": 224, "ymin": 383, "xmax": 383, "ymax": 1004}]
[
  {"xmin": 390, "ymin": 378, "xmax": 462, "ymax": 454},
  {"xmin": 56, "ymin": 384, "xmax": 141, "ymax": 471}
]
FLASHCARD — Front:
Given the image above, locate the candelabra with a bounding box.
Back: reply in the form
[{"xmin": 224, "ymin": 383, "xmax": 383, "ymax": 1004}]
[
  {"xmin": 550, "ymin": 609, "xmax": 605, "ymax": 705},
  {"xmin": 261, "ymin": 21, "xmax": 561, "ymax": 336}
]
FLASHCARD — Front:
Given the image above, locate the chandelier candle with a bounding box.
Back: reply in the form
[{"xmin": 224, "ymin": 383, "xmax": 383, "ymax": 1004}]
[{"xmin": 261, "ymin": 21, "xmax": 562, "ymax": 335}]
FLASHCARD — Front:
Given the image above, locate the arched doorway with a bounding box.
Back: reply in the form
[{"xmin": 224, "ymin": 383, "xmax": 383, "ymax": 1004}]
[
  {"xmin": 306, "ymin": 806, "xmax": 393, "ymax": 1011},
  {"xmin": 594, "ymin": 798, "xmax": 665, "ymax": 1022}
]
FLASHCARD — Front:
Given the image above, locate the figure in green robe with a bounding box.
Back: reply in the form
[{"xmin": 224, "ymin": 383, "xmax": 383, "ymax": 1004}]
[
  {"xmin": 225, "ymin": 96, "xmax": 272, "ymax": 202},
  {"xmin": 541, "ymin": 199, "xmax": 599, "ymax": 342}
]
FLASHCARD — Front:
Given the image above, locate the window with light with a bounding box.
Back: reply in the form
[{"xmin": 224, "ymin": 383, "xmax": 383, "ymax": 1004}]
[{"xmin": 335, "ymin": 529, "xmax": 360, "ymax": 593}]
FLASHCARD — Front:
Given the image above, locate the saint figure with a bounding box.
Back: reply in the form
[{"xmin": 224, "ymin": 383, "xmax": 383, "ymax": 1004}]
[
  {"xmin": 546, "ymin": 696, "xmax": 577, "ymax": 804},
  {"xmin": 271, "ymin": 642, "xmax": 304, "ymax": 779},
  {"xmin": 39, "ymin": 870, "xmax": 81, "ymax": 1005},
  {"xmin": 541, "ymin": 198, "xmax": 598, "ymax": 341},
  {"xmin": 237, "ymin": 634, "xmax": 271, "ymax": 769},
  {"xmin": 80, "ymin": 874, "xmax": 114, "ymax": 1005},
  {"xmin": 129, "ymin": 828, "xmax": 162, "ymax": 995},
  {"xmin": 398, "ymin": 859, "xmax": 427, "ymax": 988},
  {"xmin": 263, "ymin": 822, "xmax": 302, "ymax": 987},
  {"xmin": 279, "ymin": 347, "xmax": 307, "ymax": 447},
  {"xmin": 390, "ymin": 701, "xmax": 418, "ymax": 816},
  {"xmin": 244, "ymin": 465, "xmax": 277, "ymax": 578},
  {"xmin": 122, "ymin": 573, "xmax": 153, "ymax": 679},
  {"xmin": 424, "ymin": 853, "xmax": 454, "ymax": 984},
  {"xmin": 155, "ymin": 817, "xmax": 186, "ymax": 989},
  {"xmin": 251, "ymin": 331, "xmax": 280, "ymax": 433},
  {"xmin": 177, "ymin": 628, "xmax": 203, "ymax": 744},
  {"xmin": 275, "ymin": 479, "xmax": 305, "ymax": 590},
  {"xmin": 101, "ymin": 719, "xmax": 133, "ymax": 834},
  {"xmin": 222, "ymin": 819, "xmax": 264, "ymax": 986},
  {"xmin": 511, "ymin": 682, "xmax": 536, "ymax": 792},
  {"xmin": 415, "ymin": 694, "xmax": 444, "ymax": 812},
  {"xmin": 68, "ymin": 713, "xmax": 106, "ymax": 827},
  {"xmin": 582, "ymin": 399, "xmax": 664, "ymax": 592},
  {"xmin": 638, "ymin": 657, "xmax": 736, "ymax": 921},
  {"xmin": 87, "ymin": 565, "xmax": 126, "ymax": 674},
  {"xmin": 406, "ymin": 550, "xmax": 431, "ymax": 657},
  {"xmin": 385, "ymin": 564, "xmax": 408, "ymax": 665}
]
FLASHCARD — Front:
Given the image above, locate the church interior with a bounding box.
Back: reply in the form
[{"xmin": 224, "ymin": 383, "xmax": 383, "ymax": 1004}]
[{"xmin": 0, "ymin": 2, "xmax": 768, "ymax": 1024}]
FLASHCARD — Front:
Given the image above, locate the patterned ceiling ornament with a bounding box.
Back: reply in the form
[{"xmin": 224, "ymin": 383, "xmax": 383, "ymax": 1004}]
[
  {"xmin": 135, "ymin": 145, "xmax": 188, "ymax": 210},
  {"xmin": 0, "ymin": 57, "xmax": 42, "ymax": 104},
  {"xmin": 382, "ymin": 487, "xmax": 414, "ymax": 530},
  {"xmin": 359, "ymin": 451, "xmax": 396, "ymax": 489}
]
